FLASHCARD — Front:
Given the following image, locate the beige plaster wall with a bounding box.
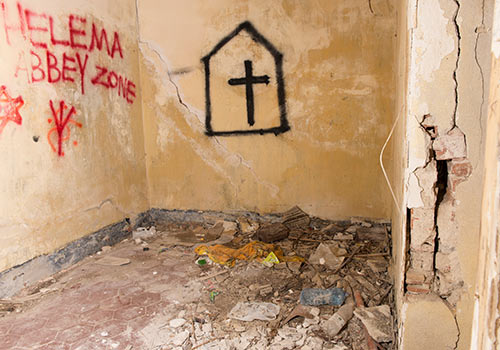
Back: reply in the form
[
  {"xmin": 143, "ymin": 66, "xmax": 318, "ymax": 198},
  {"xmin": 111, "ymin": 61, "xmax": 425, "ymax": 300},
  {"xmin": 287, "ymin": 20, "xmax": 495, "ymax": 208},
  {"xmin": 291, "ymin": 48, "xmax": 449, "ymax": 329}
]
[
  {"xmin": 0, "ymin": 0, "xmax": 148, "ymax": 272},
  {"xmin": 137, "ymin": 0, "xmax": 398, "ymax": 220}
]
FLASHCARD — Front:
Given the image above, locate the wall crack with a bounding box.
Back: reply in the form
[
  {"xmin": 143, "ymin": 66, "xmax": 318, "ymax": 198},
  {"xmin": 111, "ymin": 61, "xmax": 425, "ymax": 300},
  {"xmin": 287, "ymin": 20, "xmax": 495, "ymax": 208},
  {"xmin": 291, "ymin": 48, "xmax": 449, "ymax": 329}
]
[
  {"xmin": 474, "ymin": 0, "xmax": 486, "ymax": 153},
  {"xmin": 451, "ymin": 0, "xmax": 461, "ymax": 128}
]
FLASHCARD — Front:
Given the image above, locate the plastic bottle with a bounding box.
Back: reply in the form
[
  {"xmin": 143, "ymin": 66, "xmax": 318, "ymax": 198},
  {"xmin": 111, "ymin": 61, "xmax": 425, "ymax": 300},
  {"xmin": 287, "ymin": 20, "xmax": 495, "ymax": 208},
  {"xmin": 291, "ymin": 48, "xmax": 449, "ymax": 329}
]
[
  {"xmin": 299, "ymin": 288, "xmax": 347, "ymax": 306},
  {"xmin": 322, "ymin": 303, "xmax": 355, "ymax": 336}
]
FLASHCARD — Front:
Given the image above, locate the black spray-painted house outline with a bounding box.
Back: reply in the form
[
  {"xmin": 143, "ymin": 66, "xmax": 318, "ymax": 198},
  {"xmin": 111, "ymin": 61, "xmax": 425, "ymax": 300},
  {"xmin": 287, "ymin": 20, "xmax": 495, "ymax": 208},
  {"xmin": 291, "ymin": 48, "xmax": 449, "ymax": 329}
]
[{"xmin": 201, "ymin": 21, "xmax": 290, "ymax": 136}]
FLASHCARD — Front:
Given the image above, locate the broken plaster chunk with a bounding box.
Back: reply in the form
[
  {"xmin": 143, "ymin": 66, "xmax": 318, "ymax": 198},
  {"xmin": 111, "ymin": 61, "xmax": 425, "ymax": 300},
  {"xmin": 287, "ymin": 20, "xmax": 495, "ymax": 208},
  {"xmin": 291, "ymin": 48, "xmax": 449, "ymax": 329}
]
[
  {"xmin": 413, "ymin": 160, "xmax": 438, "ymax": 207},
  {"xmin": 169, "ymin": 318, "xmax": 187, "ymax": 328},
  {"xmin": 172, "ymin": 330, "xmax": 190, "ymax": 346},
  {"xmin": 238, "ymin": 217, "xmax": 260, "ymax": 233},
  {"xmin": 433, "ymin": 127, "xmax": 467, "ymax": 160},
  {"xmin": 354, "ymin": 305, "xmax": 393, "ymax": 342},
  {"xmin": 308, "ymin": 243, "xmax": 346, "ymax": 271},
  {"xmin": 228, "ymin": 302, "xmax": 280, "ymax": 322}
]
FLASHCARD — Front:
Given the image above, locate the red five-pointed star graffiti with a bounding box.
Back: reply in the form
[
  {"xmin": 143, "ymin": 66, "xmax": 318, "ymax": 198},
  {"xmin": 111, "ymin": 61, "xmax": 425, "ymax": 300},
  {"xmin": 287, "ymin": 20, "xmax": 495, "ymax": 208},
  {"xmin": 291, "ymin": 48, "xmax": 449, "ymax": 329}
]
[{"xmin": 0, "ymin": 85, "xmax": 24, "ymax": 136}]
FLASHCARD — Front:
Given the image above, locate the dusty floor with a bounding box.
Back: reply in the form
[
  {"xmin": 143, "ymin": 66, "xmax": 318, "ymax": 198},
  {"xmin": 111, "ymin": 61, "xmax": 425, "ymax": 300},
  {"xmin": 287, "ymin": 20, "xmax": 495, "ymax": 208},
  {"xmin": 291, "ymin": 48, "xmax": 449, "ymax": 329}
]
[{"xmin": 0, "ymin": 210, "xmax": 395, "ymax": 350}]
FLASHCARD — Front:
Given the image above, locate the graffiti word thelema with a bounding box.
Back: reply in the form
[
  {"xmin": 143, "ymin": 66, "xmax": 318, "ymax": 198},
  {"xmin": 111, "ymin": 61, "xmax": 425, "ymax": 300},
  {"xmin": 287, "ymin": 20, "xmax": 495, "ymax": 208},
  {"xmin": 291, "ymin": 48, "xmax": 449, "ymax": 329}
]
[
  {"xmin": 47, "ymin": 100, "xmax": 82, "ymax": 157},
  {"xmin": 0, "ymin": 85, "xmax": 23, "ymax": 136}
]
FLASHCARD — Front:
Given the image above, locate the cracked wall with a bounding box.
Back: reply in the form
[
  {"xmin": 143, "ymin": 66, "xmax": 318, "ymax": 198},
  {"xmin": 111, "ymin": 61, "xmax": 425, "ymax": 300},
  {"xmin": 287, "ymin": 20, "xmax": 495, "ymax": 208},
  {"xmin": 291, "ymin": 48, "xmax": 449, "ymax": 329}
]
[
  {"xmin": 394, "ymin": 0, "xmax": 494, "ymax": 349},
  {"xmin": 137, "ymin": 0, "xmax": 398, "ymax": 219},
  {"xmin": 0, "ymin": 0, "xmax": 149, "ymax": 272}
]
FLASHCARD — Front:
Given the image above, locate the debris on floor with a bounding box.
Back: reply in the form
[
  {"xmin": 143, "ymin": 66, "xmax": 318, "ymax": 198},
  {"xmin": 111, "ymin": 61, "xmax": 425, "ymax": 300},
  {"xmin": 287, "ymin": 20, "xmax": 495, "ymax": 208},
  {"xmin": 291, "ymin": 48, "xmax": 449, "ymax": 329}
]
[{"xmin": 0, "ymin": 208, "xmax": 394, "ymax": 350}]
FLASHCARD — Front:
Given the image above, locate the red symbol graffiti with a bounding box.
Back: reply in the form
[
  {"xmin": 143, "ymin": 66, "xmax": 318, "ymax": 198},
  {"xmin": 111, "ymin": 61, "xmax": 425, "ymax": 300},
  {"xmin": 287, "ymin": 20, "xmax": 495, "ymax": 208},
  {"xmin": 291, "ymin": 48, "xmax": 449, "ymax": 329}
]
[
  {"xmin": 0, "ymin": 85, "xmax": 24, "ymax": 135},
  {"xmin": 47, "ymin": 100, "xmax": 82, "ymax": 156}
]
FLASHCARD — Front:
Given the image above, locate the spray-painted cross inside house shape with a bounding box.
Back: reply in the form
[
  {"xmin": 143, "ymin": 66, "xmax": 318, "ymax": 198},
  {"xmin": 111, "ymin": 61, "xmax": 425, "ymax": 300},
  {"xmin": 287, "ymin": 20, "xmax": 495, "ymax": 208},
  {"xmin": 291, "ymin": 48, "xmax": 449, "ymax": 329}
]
[{"xmin": 202, "ymin": 21, "xmax": 290, "ymax": 136}]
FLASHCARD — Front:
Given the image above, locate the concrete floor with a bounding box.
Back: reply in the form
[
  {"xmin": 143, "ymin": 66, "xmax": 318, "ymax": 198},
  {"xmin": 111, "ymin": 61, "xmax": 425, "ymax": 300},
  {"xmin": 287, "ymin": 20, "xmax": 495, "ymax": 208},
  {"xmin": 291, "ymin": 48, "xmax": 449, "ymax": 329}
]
[
  {"xmin": 0, "ymin": 241, "xmax": 200, "ymax": 350},
  {"xmin": 0, "ymin": 218, "xmax": 393, "ymax": 350}
]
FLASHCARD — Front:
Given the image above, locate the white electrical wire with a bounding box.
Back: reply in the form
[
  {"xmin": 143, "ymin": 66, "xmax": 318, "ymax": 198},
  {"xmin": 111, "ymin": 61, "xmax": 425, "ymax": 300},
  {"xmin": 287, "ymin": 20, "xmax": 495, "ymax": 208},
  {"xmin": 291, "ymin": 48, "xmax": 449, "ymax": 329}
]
[{"xmin": 379, "ymin": 106, "xmax": 404, "ymax": 214}]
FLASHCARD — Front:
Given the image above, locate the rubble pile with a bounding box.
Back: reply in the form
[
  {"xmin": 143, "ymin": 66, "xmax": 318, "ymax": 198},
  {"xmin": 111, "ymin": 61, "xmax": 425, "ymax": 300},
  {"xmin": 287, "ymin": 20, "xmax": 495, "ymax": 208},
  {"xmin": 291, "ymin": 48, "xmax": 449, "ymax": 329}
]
[{"xmin": 142, "ymin": 209, "xmax": 395, "ymax": 350}]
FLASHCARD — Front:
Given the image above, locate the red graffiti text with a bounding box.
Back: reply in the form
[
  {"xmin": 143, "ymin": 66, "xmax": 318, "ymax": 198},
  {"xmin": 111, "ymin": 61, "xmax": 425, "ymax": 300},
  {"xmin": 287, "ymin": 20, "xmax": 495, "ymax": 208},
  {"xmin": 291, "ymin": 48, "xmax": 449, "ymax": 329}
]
[
  {"xmin": 48, "ymin": 100, "xmax": 82, "ymax": 157},
  {"xmin": 1, "ymin": 2, "xmax": 123, "ymax": 59},
  {"xmin": 0, "ymin": 85, "xmax": 23, "ymax": 135},
  {"xmin": 91, "ymin": 65, "xmax": 136, "ymax": 104}
]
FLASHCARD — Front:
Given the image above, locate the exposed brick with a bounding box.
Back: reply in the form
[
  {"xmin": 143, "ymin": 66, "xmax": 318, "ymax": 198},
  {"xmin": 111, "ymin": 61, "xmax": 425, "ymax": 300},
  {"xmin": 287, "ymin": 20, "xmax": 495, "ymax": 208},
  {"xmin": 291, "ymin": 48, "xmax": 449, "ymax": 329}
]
[
  {"xmin": 406, "ymin": 269, "xmax": 426, "ymax": 284},
  {"xmin": 433, "ymin": 127, "xmax": 467, "ymax": 160},
  {"xmin": 449, "ymin": 160, "xmax": 472, "ymax": 177},
  {"xmin": 407, "ymin": 284, "xmax": 431, "ymax": 294}
]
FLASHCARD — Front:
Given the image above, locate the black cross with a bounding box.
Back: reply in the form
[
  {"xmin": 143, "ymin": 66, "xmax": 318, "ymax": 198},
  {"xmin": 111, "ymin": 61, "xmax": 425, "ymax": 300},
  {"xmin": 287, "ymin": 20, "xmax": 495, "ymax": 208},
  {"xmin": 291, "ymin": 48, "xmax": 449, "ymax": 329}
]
[{"xmin": 228, "ymin": 60, "xmax": 270, "ymax": 126}]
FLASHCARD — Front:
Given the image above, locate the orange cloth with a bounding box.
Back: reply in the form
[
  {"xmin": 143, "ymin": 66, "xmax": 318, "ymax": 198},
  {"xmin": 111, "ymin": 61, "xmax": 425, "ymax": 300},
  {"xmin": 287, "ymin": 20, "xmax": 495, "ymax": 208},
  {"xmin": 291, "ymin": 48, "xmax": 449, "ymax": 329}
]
[{"xmin": 195, "ymin": 241, "xmax": 304, "ymax": 267}]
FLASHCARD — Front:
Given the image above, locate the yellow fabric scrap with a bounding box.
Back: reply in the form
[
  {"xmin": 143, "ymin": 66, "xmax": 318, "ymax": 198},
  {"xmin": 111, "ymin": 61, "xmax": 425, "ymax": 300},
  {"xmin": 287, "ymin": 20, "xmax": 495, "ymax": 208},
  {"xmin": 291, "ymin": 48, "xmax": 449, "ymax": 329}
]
[{"xmin": 195, "ymin": 241, "xmax": 304, "ymax": 267}]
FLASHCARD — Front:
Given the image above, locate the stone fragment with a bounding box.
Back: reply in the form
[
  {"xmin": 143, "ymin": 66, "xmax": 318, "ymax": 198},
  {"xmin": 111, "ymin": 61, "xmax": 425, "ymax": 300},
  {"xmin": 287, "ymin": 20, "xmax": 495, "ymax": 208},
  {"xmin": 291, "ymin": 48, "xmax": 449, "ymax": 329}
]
[{"xmin": 354, "ymin": 305, "xmax": 392, "ymax": 342}]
